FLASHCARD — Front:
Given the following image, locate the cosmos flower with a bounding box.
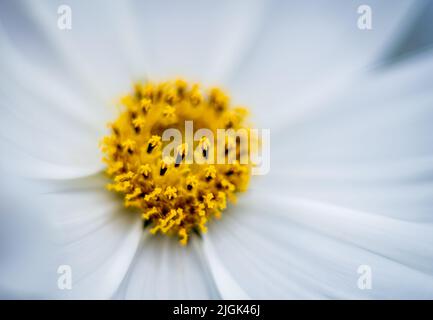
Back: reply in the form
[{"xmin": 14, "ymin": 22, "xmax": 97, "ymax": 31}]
[{"xmin": 1, "ymin": 0, "xmax": 433, "ymax": 299}]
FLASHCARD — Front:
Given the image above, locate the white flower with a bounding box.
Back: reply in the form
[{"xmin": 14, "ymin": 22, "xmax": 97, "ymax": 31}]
[{"xmin": 1, "ymin": 0, "xmax": 433, "ymax": 299}]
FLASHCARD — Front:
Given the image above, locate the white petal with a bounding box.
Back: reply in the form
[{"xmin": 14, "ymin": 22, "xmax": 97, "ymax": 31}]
[
  {"xmin": 380, "ymin": 1, "xmax": 433, "ymax": 64},
  {"xmin": 3, "ymin": 0, "xmax": 141, "ymax": 102},
  {"xmin": 0, "ymin": 174, "xmax": 58, "ymax": 298},
  {"xmin": 269, "ymin": 50, "xmax": 433, "ymax": 221},
  {"xmin": 129, "ymin": 0, "xmax": 267, "ymax": 83},
  {"xmin": 200, "ymin": 236, "xmax": 249, "ymax": 299},
  {"xmin": 36, "ymin": 174, "xmax": 142, "ymax": 299},
  {"xmin": 0, "ymin": 24, "xmax": 109, "ymax": 178},
  {"xmin": 3, "ymin": 0, "xmax": 268, "ymax": 90},
  {"xmin": 228, "ymin": 0, "xmax": 420, "ymax": 127},
  {"xmin": 115, "ymin": 235, "xmax": 218, "ymax": 299},
  {"xmin": 205, "ymin": 191, "xmax": 433, "ymax": 299}
]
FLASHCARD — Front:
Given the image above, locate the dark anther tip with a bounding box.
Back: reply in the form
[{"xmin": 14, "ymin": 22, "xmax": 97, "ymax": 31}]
[
  {"xmin": 160, "ymin": 167, "xmax": 168, "ymax": 176},
  {"xmin": 175, "ymin": 154, "xmax": 183, "ymax": 167},
  {"xmin": 225, "ymin": 170, "xmax": 234, "ymax": 176}
]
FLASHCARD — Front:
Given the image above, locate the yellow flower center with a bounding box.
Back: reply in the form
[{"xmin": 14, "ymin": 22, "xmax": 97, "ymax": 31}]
[{"xmin": 101, "ymin": 79, "xmax": 253, "ymax": 245}]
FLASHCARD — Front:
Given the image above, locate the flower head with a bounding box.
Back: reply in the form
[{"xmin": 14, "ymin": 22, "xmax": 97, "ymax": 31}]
[{"xmin": 102, "ymin": 80, "xmax": 253, "ymax": 244}]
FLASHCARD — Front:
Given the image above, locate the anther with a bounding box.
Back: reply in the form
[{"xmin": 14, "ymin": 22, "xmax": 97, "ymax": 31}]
[
  {"xmin": 132, "ymin": 117, "xmax": 145, "ymax": 134},
  {"xmin": 160, "ymin": 166, "xmax": 168, "ymax": 176},
  {"xmin": 163, "ymin": 105, "xmax": 176, "ymax": 117},
  {"xmin": 190, "ymin": 85, "xmax": 203, "ymax": 106},
  {"xmin": 134, "ymin": 83, "xmax": 143, "ymax": 99},
  {"xmin": 122, "ymin": 139, "xmax": 136, "ymax": 155},
  {"xmin": 140, "ymin": 98, "xmax": 152, "ymax": 114},
  {"xmin": 186, "ymin": 176, "xmax": 198, "ymax": 191},
  {"xmin": 160, "ymin": 158, "xmax": 170, "ymax": 176},
  {"xmin": 199, "ymin": 136, "xmax": 210, "ymax": 159},
  {"xmin": 175, "ymin": 143, "xmax": 188, "ymax": 167},
  {"xmin": 147, "ymin": 135, "xmax": 161, "ymax": 154},
  {"xmin": 165, "ymin": 88, "xmax": 177, "ymax": 105},
  {"xmin": 112, "ymin": 126, "xmax": 120, "ymax": 136},
  {"xmin": 176, "ymin": 79, "xmax": 187, "ymax": 98},
  {"xmin": 225, "ymin": 169, "xmax": 235, "ymax": 176},
  {"xmin": 138, "ymin": 164, "xmax": 151, "ymax": 178},
  {"xmin": 205, "ymin": 166, "xmax": 216, "ymax": 181},
  {"xmin": 142, "ymin": 84, "xmax": 154, "ymax": 101}
]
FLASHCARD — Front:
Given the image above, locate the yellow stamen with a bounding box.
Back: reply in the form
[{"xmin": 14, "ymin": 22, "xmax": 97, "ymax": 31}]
[{"xmin": 101, "ymin": 79, "xmax": 253, "ymax": 245}]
